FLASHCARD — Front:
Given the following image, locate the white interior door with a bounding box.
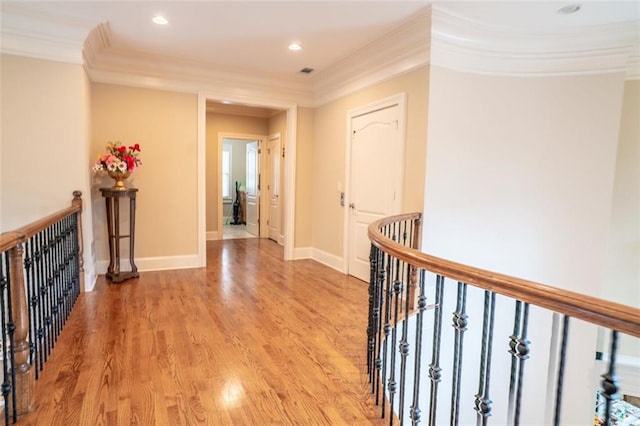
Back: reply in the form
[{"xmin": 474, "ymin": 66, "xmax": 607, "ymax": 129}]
[
  {"xmin": 267, "ymin": 135, "xmax": 281, "ymax": 242},
  {"xmin": 246, "ymin": 141, "xmax": 259, "ymax": 236},
  {"xmin": 348, "ymin": 102, "xmax": 404, "ymax": 281}
]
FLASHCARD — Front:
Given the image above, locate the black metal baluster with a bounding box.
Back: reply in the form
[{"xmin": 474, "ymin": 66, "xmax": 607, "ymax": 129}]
[
  {"xmin": 36, "ymin": 232, "xmax": 46, "ymax": 371},
  {"xmin": 410, "ymin": 270, "xmax": 427, "ymax": 425},
  {"xmin": 368, "ymin": 245, "xmax": 377, "ymax": 380},
  {"xmin": 44, "ymin": 226, "xmax": 54, "ymax": 358},
  {"xmin": 428, "ymin": 274, "xmax": 445, "ymax": 425},
  {"xmin": 600, "ymin": 330, "xmax": 619, "ymax": 426},
  {"xmin": 375, "ymin": 246, "xmax": 387, "ymax": 406},
  {"xmin": 398, "ymin": 247, "xmax": 413, "ymax": 425},
  {"xmin": 24, "ymin": 239, "xmax": 37, "ymax": 378},
  {"xmin": 0, "ymin": 253, "xmax": 12, "ymax": 425},
  {"xmin": 450, "ymin": 282, "xmax": 468, "ymax": 426},
  {"xmin": 508, "ymin": 301, "xmax": 530, "ymax": 425},
  {"xmin": 3, "ymin": 251, "xmax": 17, "ymax": 423},
  {"xmin": 381, "ymin": 251, "xmax": 394, "ymax": 418},
  {"xmin": 388, "ymin": 276, "xmax": 402, "ymax": 425},
  {"xmin": 54, "ymin": 220, "xmax": 63, "ymax": 339},
  {"xmin": 553, "ymin": 315, "xmax": 570, "ymax": 426},
  {"xmin": 475, "ymin": 291, "xmax": 496, "ymax": 425}
]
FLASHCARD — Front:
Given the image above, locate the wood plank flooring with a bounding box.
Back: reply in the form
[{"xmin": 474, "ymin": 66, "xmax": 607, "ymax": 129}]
[{"xmin": 18, "ymin": 239, "xmax": 386, "ymax": 425}]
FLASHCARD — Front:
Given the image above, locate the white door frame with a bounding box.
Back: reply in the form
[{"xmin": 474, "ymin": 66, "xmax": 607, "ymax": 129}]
[
  {"xmin": 217, "ymin": 133, "xmax": 266, "ymax": 237},
  {"xmin": 267, "ymin": 132, "xmax": 282, "ymax": 243},
  {"xmin": 197, "ymin": 93, "xmax": 297, "ymax": 265},
  {"xmin": 342, "ymin": 93, "xmax": 407, "ymax": 275}
]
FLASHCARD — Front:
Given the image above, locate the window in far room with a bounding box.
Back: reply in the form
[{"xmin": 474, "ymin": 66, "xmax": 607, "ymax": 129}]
[{"xmin": 222, "ymin": 143, "xmax": 232, "ymax": 200}]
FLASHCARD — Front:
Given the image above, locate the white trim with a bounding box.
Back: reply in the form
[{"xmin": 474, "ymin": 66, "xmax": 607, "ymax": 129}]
[
  {"xmin": 283, "ymin": 107, "xmax": 297, "ymax": 261},
  {"xmin": 431, "ymin": 5, "xmax": 640, "ymax": 77},
  {"xmin": 293, "ymin": 247, "xmax": 312, "ymax": 259},
  {"xmin": 343, "ymin": 93, "xmax": 407, "ymax": 276},
  {"xmin": 197, "ymin": 94, "xmax": 207, "ymax": 268},
  {"xmin": 311, "ymin": 248, "xmax": 344, "ymax": 272},
  {"xmin": 95, "ymin": 254, "xmax": 201, "ymax": 274},
  {"xmin": 84, "ymin": 271, "xmax": 97, "ymax": 292},
  {"xmin": 206, "ymin": 231, "xmax": 220, "ymax": 241},
  {"xmin": 198, "ymin": 93, "xmax": 297, "ymax": 265},
  {"xmin": 313, "ymin": 7, "xmax": 431, "ymax": 107}
]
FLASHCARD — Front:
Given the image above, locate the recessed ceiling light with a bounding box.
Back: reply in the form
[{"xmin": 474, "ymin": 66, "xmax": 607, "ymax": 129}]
[
  {"xmin": 288, "ymin": 43, "xmax": 302, "ymax": 51},
  {"xmin": 221, "ymin": 100, "xmax": 233, "ymax": 105},
  {"xmin": 557, "ymin": 4, "xmax": 581, "ymax": 14},
  {"xmin": 152, "ymin": 16, "xmax": 169, "ymax": 25}
]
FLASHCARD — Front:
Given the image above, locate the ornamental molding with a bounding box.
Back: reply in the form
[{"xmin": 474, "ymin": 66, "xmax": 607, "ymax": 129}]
[
  {"xmin": 312, "ymin": 7, "xmax": 431, "ymax": 106},
  {"xmin": 0, "ymin": 3, "xmax": 95, "ymax": 64},
  {"xmin": 430, "ymin": 5, "xmax": 640, "ymax": 78}
]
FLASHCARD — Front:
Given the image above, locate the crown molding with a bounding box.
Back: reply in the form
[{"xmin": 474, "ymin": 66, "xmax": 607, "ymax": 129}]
[
  {"xmin": 431, "ymin": 5, "xmax": 640, "ymax": 78},
  {"xmin": 312, "ymin": 7, "xmax": 431, "ymax": 107},
  {"xmin": 83, "ymin": 24, "xmax": 314, "ymax": 106},
  {"xmin": 0, "ymin": 3, "xmax": 95, "ymax": 64}
]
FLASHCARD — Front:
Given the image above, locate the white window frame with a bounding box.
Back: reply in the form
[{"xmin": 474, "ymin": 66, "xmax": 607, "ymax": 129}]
[{"xmin": 222, "ymin": 143, "xmax": 232, "ymax": 201}]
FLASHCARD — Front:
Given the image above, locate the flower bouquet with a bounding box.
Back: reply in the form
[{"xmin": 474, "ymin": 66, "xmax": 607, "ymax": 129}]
[{"xmin": 93, "ymin": 142, "xmax": 142, "ymax": 189}]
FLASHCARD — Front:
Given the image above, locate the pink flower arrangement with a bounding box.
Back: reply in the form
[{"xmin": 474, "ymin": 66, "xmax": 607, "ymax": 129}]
[{"xmin": 93, "ymin": 142, "xmax": 142, "ymax": 174}]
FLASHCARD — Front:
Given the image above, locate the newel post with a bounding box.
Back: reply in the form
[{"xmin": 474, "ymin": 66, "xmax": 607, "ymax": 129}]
[
  {"xmin": 72, "ymin": 191, "xmax": 85, "ymax": 292},
  {"xmin": 409, "ymin": 215, "xmax": 422, "ymax": 310},
  {"xmin": 8, "ymin": 243, "xmax": 34, "ymax": 414}
]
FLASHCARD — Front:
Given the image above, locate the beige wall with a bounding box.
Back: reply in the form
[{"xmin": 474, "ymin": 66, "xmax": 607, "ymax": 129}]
[
  {"xmin": 1, "ymin": 54, "xmax": 91, "ymax": 228},
  {"xmin": 205, "ymin": 112, "xmax": 268, "ymax": 233},
  {"xmin": 1, "ymin": 54, "xmax": 96, "ymax": 287},
  {"xmin": 292, "ymin": 108, "xmax": 314, "ymax": 247},
  {"xmin": 91, "ymin": 83, "xmax": 198, "ymax": 261},
  {"xmin": 312, "ymin": 67, "xmax": 429, "ymax": 256}
]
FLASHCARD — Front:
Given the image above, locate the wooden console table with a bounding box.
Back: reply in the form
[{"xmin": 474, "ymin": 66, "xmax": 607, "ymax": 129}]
[{"xmin": 100, "ymin": 187, "xmax": 139, "ymax": 283}]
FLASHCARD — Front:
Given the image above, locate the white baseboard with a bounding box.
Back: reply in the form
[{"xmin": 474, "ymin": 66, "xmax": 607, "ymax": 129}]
[
  {"xmin": 95, "ymin": 254, "xmax": 201, "ymax": 275},
  {"xmin": 84, "ymin": 271, "xmax": 97, "ymax": 292},
  {"xmin": 206, "ymin": 231, "xmax": 220, "ymax": 241},
  {"xmin": 311, "ymin": 248, "xmax": 344, "ymax": 272},
  {"xmin": 293, "ymin": 247, "xmax": 312, "ymax": 259}
]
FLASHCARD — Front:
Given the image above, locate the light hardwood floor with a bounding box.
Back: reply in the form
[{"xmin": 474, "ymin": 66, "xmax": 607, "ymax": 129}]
[{"xmin": 19, "ymin": 239, "xmax": 386, "ymax": 425}]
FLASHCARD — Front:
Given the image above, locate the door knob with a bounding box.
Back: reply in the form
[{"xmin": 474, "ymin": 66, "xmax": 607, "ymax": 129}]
[{"xmin": 349, "ymin": 203, "xmax": 355, "ymax": 209}]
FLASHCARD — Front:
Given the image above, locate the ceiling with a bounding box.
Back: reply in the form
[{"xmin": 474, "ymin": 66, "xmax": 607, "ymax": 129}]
[{"xmin": 2, "ymin": 1, "xmax": 638, "ymax": 81}]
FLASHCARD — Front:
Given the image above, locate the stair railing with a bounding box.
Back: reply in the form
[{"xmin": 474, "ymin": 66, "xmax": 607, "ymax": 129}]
[
  {"xmin": 367, "ymin": 212, "xmax": 640, "ymax": 426},
  {"xmin": 0, "ymin": 191, "xmax": 84, "ymax": 424}
]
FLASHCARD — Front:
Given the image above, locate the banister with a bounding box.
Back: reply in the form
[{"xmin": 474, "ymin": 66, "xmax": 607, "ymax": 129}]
[
  {"xmin": 0, "ymin": 191, "xmax": 84, "ymax": 421},
  {"xmin": 369, "ymin": 212, "xmax": 640, "ymax": 338}
]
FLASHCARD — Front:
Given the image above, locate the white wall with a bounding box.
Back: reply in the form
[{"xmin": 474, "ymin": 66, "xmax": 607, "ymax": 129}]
[
  {"xmin": 422, "ymin": 65, "xmax": 625, "ymax": 425},
  {"xmin": 602, "ymin": 79, "xmax": 640, "ymax": 348}
]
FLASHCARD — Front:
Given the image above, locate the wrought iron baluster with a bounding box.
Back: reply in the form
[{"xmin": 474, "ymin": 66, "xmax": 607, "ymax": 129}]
[
  {"xmin": 381, "ymin": 249, "xmax": 395, "ymax": 420},
  {"xmin": 410, "ymin": 270, "xmax": 427, "ymax": 425},
  {"xmin": 600, "ymin": 330, "xmax": 619, "ymax": 426},
  {"xmin": 552, "ymin": 315, "xmax": 570, "ymax": 426},
  {"xmin": 36, "ymin": 232, "xmax": 46, "ymax": 371},
  {"xmin": 474, "ymin": 291, "xmax": 496, "ymax": 425},
  {"xmin": 375, "ymin": 247, "xmax": 387, "ymax": 405},
  {"xmin": 428, "ymin": 274, "xmax": 445, "ymax": 425},
  {"xmin": 450, "ymin": 282, "xmax": 468, "ymax": 426},
  {"xmin": 0, "ymin": 253, "xmax": 13, "ymax": 425},
  {"xmin": 368, "ymin": 245, "xmax": 377, "ymax": 379},
  {"xmin": 398, "ymin": 252, "xmax": 413, "ymax": 425},
  {"xmin": 508, "ymin": 301, "xmax": 530, "ymax": 425},
  {"xmin": 24, "ymin": 239, "xmax": 38, "ymax": 379}
]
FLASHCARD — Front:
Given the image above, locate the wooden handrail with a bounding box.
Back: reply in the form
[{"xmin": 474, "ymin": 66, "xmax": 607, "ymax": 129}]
[
  {"xmin": 0, "ymin": 192, "xmax": 82, "ymax": 252},
  {"xmin": 369, "ymin": 212, "xmax": 640, "ymax": 338}
]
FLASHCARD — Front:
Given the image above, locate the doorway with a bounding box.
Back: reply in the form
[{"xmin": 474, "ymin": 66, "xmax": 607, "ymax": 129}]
[
  {"xmin": 198, "ymin": 95, "xmax": 298, "ymax": 265},
  {"xmin": 344, "ymin": 94, "xmax": 406, "ymax": 281},
  {"xmin": 220, "ymin": 137, "xmax": 260, "ymax": 240}
]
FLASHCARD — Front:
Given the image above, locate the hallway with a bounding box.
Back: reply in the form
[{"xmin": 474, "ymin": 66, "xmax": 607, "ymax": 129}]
[{"xmin": 20, "ymin": 239, "xmax": 383, "ymax": 425}]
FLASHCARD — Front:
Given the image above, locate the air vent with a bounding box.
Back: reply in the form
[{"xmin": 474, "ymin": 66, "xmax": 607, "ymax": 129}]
[{"xmin": 299, "ymin": 68, "xmax": 314, "ymax": 74}]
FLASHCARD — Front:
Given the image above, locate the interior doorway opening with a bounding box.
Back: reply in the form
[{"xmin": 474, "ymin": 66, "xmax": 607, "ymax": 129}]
[
  {"xmin": 199, "ymin": 97, "xmax": 297, "ymax": 264},
  {"xmin": 221, "ymin": 137, "xmax": 260, "ymax": 240}
]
